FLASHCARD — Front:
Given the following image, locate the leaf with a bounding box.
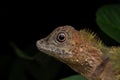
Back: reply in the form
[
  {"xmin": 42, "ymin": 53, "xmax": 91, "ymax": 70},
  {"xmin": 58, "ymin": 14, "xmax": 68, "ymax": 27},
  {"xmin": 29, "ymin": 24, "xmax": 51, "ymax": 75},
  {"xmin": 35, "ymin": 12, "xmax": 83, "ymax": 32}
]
[
  {"xmin": 61, "ymin": 75, "xmax": 87, "ymax": 80},
  {"xmin": 10, "ymin": 42, "xmax": 34, "ymax": 60},
  {"xmin": 96, "ymin": 4, "xmax": 120, "ymax": 43},
  {"xmin": 10, "ymin": 42, "xmax": 62, "ymax": 80}
]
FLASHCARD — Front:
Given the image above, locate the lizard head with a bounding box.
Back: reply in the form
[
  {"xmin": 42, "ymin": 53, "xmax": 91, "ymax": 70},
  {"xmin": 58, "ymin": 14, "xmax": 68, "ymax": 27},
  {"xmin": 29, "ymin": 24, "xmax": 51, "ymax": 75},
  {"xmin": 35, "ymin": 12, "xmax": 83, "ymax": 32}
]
[
  {"xmin": 36, "ymin": 25, "xmax": 83, "ymax": 63},
  {"xmin": 36, "ymin": 25, "xmax": 102, "ymax": 66},
  {"xmin": 36, "ymin": 25, "xmax": 106, "ymax": 78}
]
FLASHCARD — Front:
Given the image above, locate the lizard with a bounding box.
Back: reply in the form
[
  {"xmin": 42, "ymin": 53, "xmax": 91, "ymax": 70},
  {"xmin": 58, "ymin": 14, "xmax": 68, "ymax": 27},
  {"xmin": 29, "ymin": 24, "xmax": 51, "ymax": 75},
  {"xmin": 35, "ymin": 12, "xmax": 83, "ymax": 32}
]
[{"xmin": 36, "ymin": 25, "xmax": 120, "ymax": 80}]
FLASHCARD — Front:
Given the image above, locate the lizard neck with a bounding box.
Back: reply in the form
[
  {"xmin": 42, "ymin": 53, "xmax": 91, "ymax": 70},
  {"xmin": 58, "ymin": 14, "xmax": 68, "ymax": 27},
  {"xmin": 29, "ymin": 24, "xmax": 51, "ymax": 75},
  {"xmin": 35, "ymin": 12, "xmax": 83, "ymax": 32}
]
[
  {"xmin": 67, "ymin": 58, "xmax": 102, "ymax": 79},
  {"xmin": 90, "ymin": 57, "xmax": 112, "ymax": 80},
  {"xmin": 67, "ymin": 57, "xmax": 115, "ymax": 80}
]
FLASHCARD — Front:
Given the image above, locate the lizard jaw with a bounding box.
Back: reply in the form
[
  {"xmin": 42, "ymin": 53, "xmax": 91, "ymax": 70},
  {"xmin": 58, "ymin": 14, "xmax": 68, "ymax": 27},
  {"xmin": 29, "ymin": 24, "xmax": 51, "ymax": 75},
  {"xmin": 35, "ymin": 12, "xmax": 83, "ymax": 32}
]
[{"xmin": 36, "ymin": 39, "xmax": 73, "ymax": 59}]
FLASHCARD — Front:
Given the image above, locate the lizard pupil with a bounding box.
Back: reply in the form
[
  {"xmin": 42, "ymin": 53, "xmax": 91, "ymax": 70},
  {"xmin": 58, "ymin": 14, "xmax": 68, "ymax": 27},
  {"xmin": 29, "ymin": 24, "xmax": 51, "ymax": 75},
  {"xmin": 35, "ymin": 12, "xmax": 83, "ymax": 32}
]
[{"xmin": 56, "ymin": 32, "xmax": 66, "ymax": 42}]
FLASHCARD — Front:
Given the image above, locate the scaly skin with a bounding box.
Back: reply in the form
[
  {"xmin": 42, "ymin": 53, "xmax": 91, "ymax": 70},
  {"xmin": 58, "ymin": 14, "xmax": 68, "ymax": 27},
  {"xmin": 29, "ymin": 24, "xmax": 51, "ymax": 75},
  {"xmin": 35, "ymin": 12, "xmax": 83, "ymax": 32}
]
[{"xmin": 36, "ymin": 25, "xmax": 120, "ymax": 80}]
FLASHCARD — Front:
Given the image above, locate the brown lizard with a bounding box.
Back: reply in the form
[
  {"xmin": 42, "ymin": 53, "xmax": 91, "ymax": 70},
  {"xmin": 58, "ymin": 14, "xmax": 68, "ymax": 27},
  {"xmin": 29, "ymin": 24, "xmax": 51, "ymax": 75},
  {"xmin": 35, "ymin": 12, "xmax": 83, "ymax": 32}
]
[{"xmin": 36, "ymin": 25, "xmax": 120, "ymax": 80}]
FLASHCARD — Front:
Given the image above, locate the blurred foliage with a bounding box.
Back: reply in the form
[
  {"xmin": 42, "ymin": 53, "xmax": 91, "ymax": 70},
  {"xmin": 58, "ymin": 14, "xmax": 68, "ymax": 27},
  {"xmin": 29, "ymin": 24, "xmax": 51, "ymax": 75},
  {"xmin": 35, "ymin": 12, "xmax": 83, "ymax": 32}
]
[
  {"xmin": 8, "ymin": 43, "xmax": 62, "ymax": 80},
  {"xmin": 96, "ymin": 4, "xmax": 120, "ymax": 43},
  {"xmin": 61, "ymin": 75, "xmax": 86, "ymax": 80}
]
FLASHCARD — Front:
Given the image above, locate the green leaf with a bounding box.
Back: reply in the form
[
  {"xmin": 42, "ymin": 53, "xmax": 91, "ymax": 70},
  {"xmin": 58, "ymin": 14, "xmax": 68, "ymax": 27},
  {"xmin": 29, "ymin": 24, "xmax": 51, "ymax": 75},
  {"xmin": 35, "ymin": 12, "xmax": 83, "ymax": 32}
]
[
  {"xmin": 10, "ymin": 42, "xmax": 34, "ymax": 60},
  {"xmin": 61, "ymin": 75, "xmax": 87, "ymax": 80},
  {"xmin": 10, "ymin": 42, "xmax": 62, "ymax": 80},
  {"xmin": 96, "ymin": 4, "xmax": 120, "ymax": 43}
]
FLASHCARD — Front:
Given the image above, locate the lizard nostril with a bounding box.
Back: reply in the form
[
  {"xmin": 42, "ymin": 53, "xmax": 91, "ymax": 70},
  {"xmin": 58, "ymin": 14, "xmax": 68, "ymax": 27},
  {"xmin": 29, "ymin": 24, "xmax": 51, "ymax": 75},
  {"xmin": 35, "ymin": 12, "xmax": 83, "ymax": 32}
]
[{"xmin": 36, "ymin": 39, "xmax": 43, "ymax": 46}]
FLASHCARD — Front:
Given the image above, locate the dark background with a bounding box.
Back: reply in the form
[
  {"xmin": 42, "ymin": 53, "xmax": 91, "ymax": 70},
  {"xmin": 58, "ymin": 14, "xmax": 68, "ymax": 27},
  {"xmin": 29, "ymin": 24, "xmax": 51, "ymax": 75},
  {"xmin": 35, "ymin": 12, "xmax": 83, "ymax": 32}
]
[
  {"xmin": 0, "ymin": 1, "xmax": 120, "ymax": 80},
  {"xmin": 0, "ymin": 8, "xmax": 8, "ymax": 16}
]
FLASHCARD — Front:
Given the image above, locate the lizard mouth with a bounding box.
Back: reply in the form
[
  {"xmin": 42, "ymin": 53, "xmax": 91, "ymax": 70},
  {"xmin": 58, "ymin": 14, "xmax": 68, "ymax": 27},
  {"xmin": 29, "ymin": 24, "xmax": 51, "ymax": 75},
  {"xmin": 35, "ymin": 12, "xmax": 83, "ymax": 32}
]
[
  {"xmin": 36, "ymin": 39, "xmax": 73, "ymax": 58},
  {"xmin": 36, "ymin": 40, "xmax": 52, "ymax": 54}
]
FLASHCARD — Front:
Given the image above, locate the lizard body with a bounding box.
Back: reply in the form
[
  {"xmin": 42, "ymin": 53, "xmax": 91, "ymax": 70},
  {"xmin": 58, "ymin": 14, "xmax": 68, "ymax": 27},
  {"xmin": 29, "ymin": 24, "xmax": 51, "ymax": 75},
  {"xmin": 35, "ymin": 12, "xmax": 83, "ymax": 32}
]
[{"xmin": 36, "ymin": 25, "xmax": 120, "ymax": 80}]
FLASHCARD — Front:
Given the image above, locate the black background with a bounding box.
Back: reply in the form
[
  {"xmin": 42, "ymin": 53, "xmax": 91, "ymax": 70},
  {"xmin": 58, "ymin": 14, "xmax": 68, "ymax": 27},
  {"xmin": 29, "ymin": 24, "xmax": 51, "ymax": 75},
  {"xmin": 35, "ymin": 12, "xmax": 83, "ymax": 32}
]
[
  {"xmin": 0, "ymin": 1, "xmax": 120, "ymax": 80},
  {"xmin": 0, "ymin": 8, "xmax": 8, "ymax": 16}
]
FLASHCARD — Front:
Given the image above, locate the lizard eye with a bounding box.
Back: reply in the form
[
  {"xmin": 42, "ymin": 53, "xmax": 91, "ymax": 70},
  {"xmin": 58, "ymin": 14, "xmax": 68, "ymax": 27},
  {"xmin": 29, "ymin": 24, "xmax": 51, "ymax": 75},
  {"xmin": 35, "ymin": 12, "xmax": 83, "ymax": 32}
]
[{"xmin": 56, "ymin": 32, "xmax": 66, "ymax": 43}]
